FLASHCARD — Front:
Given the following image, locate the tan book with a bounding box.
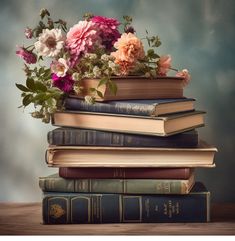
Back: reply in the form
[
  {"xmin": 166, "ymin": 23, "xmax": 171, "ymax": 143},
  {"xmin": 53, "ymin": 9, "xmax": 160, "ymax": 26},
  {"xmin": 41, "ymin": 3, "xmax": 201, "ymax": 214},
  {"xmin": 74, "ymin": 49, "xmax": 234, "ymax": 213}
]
[
  {"xmin": 52, "ymin": 110, "xmax": 205, "ymax": 136},
  {"xmin": 46, "ymin": 140, "xmax": 217, "ymax": 168},
  {"xmin": 75, "ymin": 76, "xmax": 185, "ymax": 101}
]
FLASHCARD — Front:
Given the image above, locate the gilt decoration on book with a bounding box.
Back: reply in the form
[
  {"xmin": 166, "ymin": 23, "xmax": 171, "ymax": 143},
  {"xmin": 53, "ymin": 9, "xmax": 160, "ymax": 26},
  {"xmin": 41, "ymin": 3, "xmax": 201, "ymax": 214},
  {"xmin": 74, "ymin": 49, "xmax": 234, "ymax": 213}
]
[{"xmin": 15, "ymin": 9, "xmax": 190, "ymax": 123}]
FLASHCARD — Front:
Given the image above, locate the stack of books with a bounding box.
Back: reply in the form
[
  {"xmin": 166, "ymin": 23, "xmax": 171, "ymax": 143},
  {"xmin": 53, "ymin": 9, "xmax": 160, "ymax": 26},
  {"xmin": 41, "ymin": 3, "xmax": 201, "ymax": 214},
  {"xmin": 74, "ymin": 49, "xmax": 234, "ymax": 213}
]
[{"xmin": 39, "ymin": 83, "xmax": 217, "ymax": 224}]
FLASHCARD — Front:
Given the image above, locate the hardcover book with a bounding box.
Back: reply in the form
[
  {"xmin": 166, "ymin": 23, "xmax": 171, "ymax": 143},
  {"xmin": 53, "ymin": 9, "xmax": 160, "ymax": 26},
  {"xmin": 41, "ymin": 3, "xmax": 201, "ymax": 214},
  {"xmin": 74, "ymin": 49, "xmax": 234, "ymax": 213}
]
[
  {"xmin": 39, "ymin": 173, "xmax": 195, "ymax": 194},
  {"xmin": 65, "ymin": 97, "xmax": 195, "ymax": 116},
  {"xmin": 48, "ymin": 128, "xmax": 199, "ymax": 147},
  {"xmin": 52, "ymin": 110, "xmax": 205, "ymax": 136},
  {"xmin": 42, "ymin": 182, "xmax": 210, "ymax": 224},
  {"xmin": 72, "ymin": 76, "xmax": 185, "ymax": 101},
  {"xmin": 45, "ymin": 140, "xmax": 217, "ymax": 168},
  {"xmin": 59, "ymin": 167, "xmax": 194, "ymax": 179}
]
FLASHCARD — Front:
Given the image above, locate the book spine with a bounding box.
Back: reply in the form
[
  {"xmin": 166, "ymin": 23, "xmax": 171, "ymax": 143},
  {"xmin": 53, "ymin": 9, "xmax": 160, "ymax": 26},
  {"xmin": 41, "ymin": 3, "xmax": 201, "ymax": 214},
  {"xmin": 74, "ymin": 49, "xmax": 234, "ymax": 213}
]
[
  {"xmin": 42, "ymin": 191, "xmax": 209, "ymax": 224},
  {"xmin": 65, "ymin": 98, "xmax": 154, "ymax": 116},
  {"xmin": 59, "ymin": 167, "xmax": 192, "ymax": 179},
  {"xmin": 39, "ymin": 177, "xmax": 193, "ymax": 194},
  {"xmin": 48, "ymin": 128, "xmax": 198, "ymax": 147}
]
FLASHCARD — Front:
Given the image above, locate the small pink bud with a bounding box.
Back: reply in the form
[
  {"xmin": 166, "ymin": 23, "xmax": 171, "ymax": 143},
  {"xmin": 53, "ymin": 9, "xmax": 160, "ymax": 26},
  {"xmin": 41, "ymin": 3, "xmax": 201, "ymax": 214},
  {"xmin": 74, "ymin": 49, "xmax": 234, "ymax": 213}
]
[
  {"xmin": 24, "ymin": 27, "xmax": 33, "ymax": 39},
  {"xmin": 176, "ymin": 69, "xmax": 191, "ymax": 86}
]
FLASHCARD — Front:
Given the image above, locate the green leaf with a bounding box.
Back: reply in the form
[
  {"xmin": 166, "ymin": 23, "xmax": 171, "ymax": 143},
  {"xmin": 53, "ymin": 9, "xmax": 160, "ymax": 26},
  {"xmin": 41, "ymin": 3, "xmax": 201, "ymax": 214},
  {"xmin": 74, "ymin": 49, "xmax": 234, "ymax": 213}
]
[
  {"xmin": 22, "ymin": 95, "xmax": 32, "ymax": 107},
  {"xmin": 89, "ymin": 88, "xmax": 96, "ymax": 93},
  {"xmin": 35, "ymin": 81, "xmax": 47, "ymax": 92},
  {"xmin": 32, "ymin": 92, "xmax": 50, "ymax": 102},
  {"xmin": 26, "ymin": 78, "xmax": 36, "ymax": 91},
  {"xmin": 97, "ymin": 78, "xmax": 107, "ymax": 87},
  {"xmin": 108, "ymin": 81, "xmax": 117, "ymax": 95},
  {"xmin": 96, "ymin": 90, "xmax": 104, "ymax": 99},
  {"xmin": 46, "ymin": 98, "xmax": 57, "ymax": 107},
  {"xmin": 15, "ymin": 83, "xmax": 30, "ymax": 92}
]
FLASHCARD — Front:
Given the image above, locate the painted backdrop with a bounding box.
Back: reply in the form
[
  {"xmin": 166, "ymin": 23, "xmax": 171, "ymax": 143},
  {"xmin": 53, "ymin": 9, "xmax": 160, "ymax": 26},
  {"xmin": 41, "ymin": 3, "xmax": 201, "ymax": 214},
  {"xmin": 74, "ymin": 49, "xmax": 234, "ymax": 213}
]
[{"xmin": 0, "ymin": 0, "xmax": 235, "ymax": 201}]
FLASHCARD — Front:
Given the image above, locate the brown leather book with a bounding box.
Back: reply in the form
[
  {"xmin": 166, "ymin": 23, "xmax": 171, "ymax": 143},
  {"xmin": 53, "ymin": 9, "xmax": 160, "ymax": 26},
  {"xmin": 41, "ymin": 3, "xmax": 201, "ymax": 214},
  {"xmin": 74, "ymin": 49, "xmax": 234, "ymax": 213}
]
[{"xmin": 59, "ymin": 167, "xmax": 194, "ymax": 179}]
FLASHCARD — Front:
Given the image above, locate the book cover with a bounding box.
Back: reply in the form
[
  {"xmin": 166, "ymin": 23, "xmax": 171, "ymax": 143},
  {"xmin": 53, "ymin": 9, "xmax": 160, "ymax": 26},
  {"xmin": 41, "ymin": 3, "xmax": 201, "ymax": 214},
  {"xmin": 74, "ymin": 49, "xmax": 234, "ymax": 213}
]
[
  {"xmin": 45, "ymin": 140, "xmax": 217, "ymax": 168},
  {"xmin": 72, "ymin": 76, "xmax": 185, "ymax": 101},
  {"xmin": 59, "ymin": 167, "xmax": 194, "ymax": 179},
  {"xmin": 48, "ymin": 128, "xmax": 199, "ymax": 147},
  {"xmin": 39, "ymin": 173, "xmax": 195, "ymax": 194},
  {"xmin": 51, "ymin": 110, "xmax": 205, "ymax": 136},
  {"xmin": 42, "ymin": 182, "xmax": 210, "ymax": 224},
  {"xmin": 65, "ymin": 97, "xmax": 195, "ymax": 116}
]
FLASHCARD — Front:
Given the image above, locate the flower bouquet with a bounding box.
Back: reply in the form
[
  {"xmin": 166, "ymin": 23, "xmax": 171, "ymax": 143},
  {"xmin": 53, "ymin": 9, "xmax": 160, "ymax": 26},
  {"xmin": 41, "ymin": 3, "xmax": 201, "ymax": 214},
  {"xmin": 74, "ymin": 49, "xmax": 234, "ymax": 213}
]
[{"xmin": 16, "ymin": 9, "xmax": 190, "ymax": 123}]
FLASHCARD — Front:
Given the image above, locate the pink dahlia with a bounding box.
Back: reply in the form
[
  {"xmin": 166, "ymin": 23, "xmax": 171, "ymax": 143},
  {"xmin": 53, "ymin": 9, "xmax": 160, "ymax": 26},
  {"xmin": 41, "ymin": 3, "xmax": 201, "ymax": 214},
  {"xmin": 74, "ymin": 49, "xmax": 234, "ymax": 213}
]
[
  {"xmin": 52, "ymin": 73, "xmax": 74, "ymax": 93},
  {"xmin": 91, "ymin": 16, "xmax": 121, "ymax": 50},
  {"xmin": 16, "ymin": 46, "xmax": 37, "ymax": 64},
  {"xmin": 66, "ymin": 20, "xmax": 100, "ymax": 58}
]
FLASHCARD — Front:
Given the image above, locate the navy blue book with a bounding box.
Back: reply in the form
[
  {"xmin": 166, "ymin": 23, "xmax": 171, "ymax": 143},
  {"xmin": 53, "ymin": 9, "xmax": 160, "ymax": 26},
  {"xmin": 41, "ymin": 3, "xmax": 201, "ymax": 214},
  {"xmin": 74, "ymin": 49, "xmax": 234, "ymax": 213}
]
[
  {"xmin": 48, "ymin": 128, "xmax": 199, "ymax": 147},
  {"xmin": 64, "ymin": 97, "xmax": 195, "ymax": 116},
  {"xmin": 42, "ymin": 182, "xmax": 210, "ymax": 224}
]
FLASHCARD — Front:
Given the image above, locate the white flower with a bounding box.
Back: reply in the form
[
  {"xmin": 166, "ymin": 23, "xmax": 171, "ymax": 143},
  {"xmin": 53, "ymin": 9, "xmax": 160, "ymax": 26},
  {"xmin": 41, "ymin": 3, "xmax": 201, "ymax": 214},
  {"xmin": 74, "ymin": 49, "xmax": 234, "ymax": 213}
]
[
  {"xmin": 34, "ymin": 29, "xmax": 64, "ymax": 57},
  {"xmin": 50, "ymin": 58, "xmax": 69, "ymax": 77},
  {"xmin": 72, "ymin": 72, "xmax": 80, "ymax": 81},
  {"xmin": 101, "ymin": 54, "xmax": 114, "ymax": 61},
  {"xmin": 93, "ymin": 66, "xmax": 101, "ymax": 78},
  {"xmin": 84, "ymin": 53, "xmax": 97, "ymax": 60}
]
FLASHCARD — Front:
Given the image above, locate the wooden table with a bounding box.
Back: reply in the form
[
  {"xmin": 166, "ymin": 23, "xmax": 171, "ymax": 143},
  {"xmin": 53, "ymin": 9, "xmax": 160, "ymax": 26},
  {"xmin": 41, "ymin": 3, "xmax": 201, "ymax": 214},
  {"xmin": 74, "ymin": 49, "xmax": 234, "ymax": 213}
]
[{"xmin": 0, "ymin": 203, "xmax": 234, "ymax": 235}]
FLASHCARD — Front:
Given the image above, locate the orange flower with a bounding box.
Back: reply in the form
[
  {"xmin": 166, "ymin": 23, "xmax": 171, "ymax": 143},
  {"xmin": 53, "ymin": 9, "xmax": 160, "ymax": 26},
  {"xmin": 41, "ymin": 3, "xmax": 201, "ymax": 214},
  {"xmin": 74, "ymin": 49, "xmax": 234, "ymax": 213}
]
[
  {"xmin": 115, "ymin": 59, "xmax": 135, "ymax": 75},
  {"xmin": 111, "ymin": 33, "xmax": 145, "ymax": 62}
]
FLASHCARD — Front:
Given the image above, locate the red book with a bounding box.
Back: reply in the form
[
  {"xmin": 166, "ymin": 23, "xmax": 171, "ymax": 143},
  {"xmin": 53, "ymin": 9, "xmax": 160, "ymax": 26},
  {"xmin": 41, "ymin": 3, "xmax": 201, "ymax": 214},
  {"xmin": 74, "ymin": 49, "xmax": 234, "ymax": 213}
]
[{"xmin": 59, "ymin": 167, "xmax": 194, "ymax": 179}]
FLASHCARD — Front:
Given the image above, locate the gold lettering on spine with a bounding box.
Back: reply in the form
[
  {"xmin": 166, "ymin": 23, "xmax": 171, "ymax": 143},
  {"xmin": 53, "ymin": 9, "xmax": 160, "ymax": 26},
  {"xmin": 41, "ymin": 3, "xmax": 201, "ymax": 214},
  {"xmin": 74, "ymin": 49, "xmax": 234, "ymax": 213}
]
[{"xmin": 163, "ymin": 200, "xmax": 180, "ymax": 218}]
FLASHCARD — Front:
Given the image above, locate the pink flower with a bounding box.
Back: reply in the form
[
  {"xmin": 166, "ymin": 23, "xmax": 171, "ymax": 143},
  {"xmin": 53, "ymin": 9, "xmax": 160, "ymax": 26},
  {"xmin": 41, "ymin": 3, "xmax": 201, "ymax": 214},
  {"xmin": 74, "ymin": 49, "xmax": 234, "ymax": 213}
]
[
  {"xmin": 24, "ymin": 27, "xmax": 33, "ymax": 39},
  {"xmin": 16, "ymin": 46, "xmax": 37, "ymax": 64},
  {"xmin": 66, "ymin": 20, "xmax": 100, "ymax": 58},
  {"xmin": 176, "ymin": 69, "xmax": 191, "ymax": 86},
  {"xmin": 52, "ymin": 74, "xmax": 74, "ymax": 93},
  {"xmin": 91, "ymin": 16, "xmax": 121, "ymax": 50},
  {"xmin": 157, "ymin": 55, "xmax": 172, "ymax": 76},
  {"xmin": 51, "ymin": 58, "xmax": 69, "ymax": 77}
]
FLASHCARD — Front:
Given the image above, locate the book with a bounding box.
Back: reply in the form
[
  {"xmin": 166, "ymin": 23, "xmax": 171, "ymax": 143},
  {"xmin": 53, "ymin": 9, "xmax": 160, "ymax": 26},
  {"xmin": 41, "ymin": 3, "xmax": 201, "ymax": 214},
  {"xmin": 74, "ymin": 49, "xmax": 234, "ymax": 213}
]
[
  {"xmin": 52, "ymin": 110, "xmax": 205, "ymax": 136},
  {"xmin": 48, "ymin": 128, "xmax": 199, "ymax": 147},
  {"xmin": 65, "ymin": 97, "xmax": 195, "ymax": 116},
  {"xmin": 45, "ymin": 140, "xmax": 217, "ymax": 168},
  {"xmin": 39, "ymin": 173, "xmax": 195, "ymax": 194},
  {"xmin": 59, "ymin": 167, "xmax": 194, "ymax": 179},
  {"xmin": 73, "ymin": 76, "xmax": 185, "ymax": 101},
  {"xmin": 42, "ymin": 182, "xmax": 210, "ymax": 224}
]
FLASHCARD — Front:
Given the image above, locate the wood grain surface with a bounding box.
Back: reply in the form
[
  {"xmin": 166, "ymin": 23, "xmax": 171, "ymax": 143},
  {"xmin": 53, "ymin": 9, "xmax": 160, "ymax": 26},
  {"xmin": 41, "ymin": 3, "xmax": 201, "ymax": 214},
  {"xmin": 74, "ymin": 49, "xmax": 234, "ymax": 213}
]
[{"xmin": 0, "ymin": 202, "xmax": 234, "ymax": 235}]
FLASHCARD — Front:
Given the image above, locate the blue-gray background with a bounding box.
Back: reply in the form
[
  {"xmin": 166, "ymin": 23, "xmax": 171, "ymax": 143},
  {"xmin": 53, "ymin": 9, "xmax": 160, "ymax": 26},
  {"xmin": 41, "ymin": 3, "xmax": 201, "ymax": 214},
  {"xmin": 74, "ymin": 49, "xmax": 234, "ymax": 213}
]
[{"xmin": 0, "ymin": 0, "xmax": 234, "ymax": 202}]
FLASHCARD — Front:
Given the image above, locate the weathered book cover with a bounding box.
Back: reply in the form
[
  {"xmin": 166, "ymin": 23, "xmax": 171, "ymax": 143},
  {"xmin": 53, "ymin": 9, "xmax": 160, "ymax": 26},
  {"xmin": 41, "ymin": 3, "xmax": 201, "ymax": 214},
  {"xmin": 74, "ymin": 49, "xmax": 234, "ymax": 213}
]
[
  {"xmin": 71, "ymin": 76, "xmax": 185, "ymax": 101},
  {"xmin": 48, "ymin": 128, "xmax": 199, "ymax": 147},
  {"xmin": 51, "ymin": 110, "xmax": 205, "ymax": 136},
  {"xmin": 42, "ymin": 182, "xmax": 210, "ymax": 224},
  {"xmin": 39, "ymin": 173, "xmax": 195, "ymax": 194},
  {"xmin": 59, "ymin": 167, "xmax": 193, "ymax": 179},
  {"xmin": 65, "ymin": 97, "xmax": 195, "ymax": 116}
]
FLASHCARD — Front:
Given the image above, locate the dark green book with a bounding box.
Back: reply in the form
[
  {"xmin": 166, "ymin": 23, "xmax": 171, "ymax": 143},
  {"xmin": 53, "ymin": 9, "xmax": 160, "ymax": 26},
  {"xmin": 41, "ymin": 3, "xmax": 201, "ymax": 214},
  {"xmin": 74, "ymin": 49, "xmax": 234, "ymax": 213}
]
[
  {"xmin": 39, "ymin": 173, "xmax": 195, "ymax": 194},
  {"xmin": 42, "ymin": 182, "xmax": 210, "ymax": 224},
  {"xmin": 48, "ymin": 128, "xmax": 199, "ymax": 147}
]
